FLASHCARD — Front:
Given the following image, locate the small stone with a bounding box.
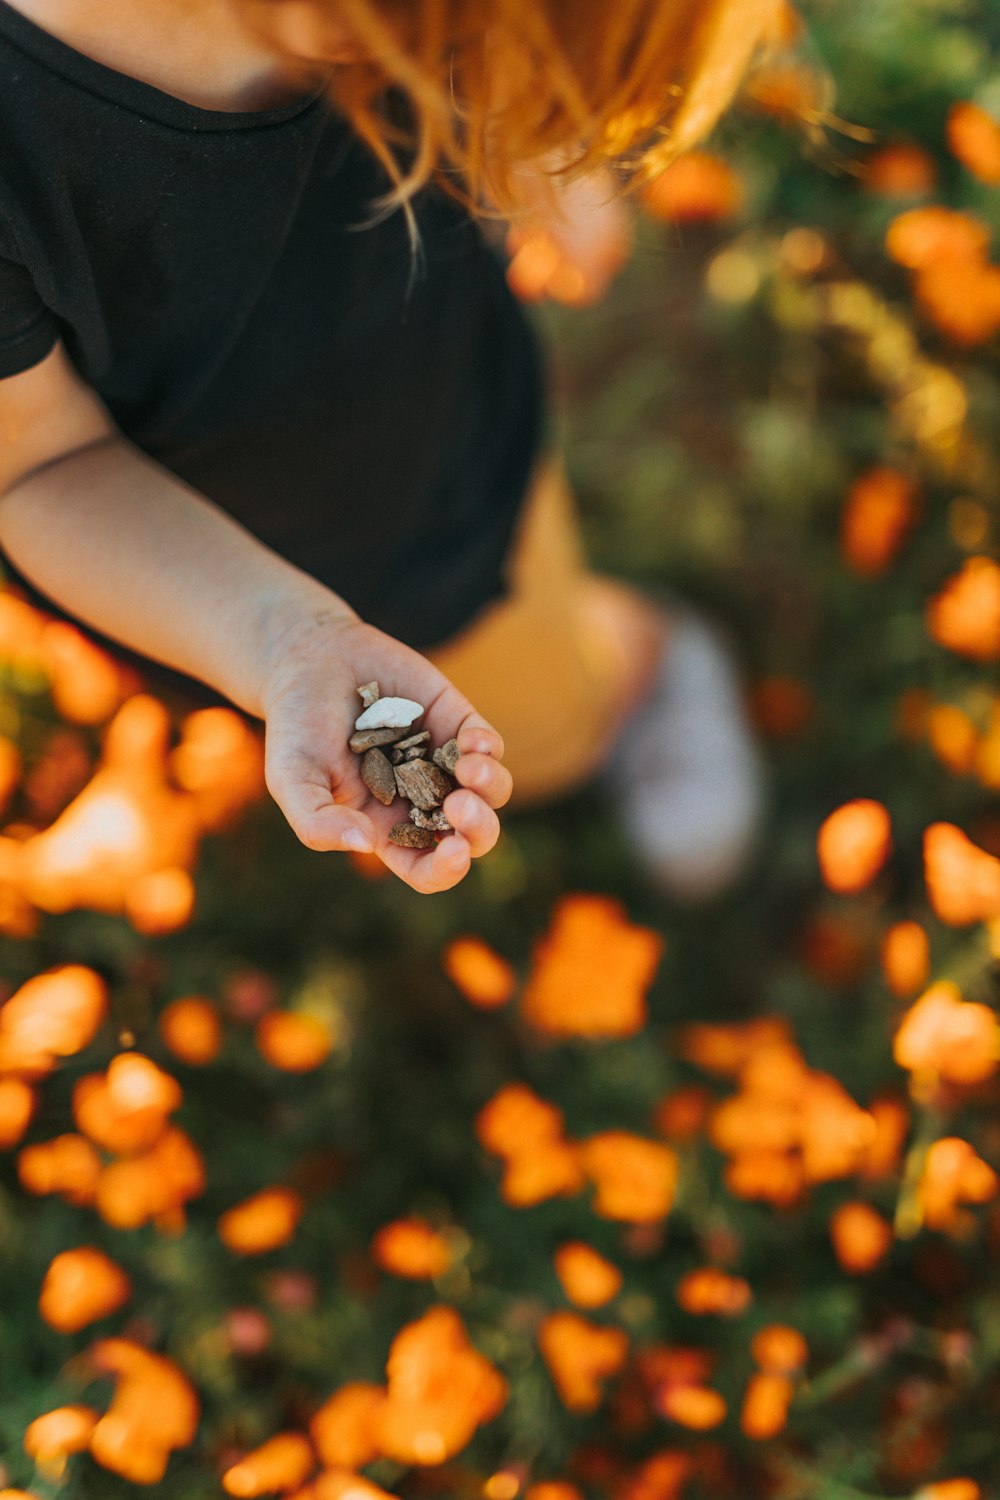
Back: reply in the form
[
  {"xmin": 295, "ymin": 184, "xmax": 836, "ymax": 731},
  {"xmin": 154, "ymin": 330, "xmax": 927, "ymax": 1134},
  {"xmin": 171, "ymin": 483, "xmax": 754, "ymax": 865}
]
[
  {"xmin": 411, "ymin": 806, "xmax": 452, "ymax": 832},
  {"xmin": 403, "ymin": 746, "xmax": 428, "ymax": 760},
  {"xmin": 389, "ymin": 822, "xmax": 436, "ymax": 849},
  {"xmin": 390, "ymin": 747, "xmax": 405, "ymax": 764},
  {"xmin": 433, "ymin": 738, "xmax": 461, "ymax": 774},
  {"xmin": 349, "ymin": 726, "xmax": 408, "ymax": 753},
  {"xmin": 355, "ymin": 696, "xmax": 424, "ymax": 732},
  {"xmin": 360, "ymin": 748, "xmax": 396, "ymax": 806},
  {"xmin": 394, "ymin": 731, "xmax": 431, "ymax": 751},
  {"xmin": 357, "ymin": 681, "xmax": 380, "ymax": 710},
  {"xmin": 394, "ymin": 759, "xmax": 453, "ymax": 810}
]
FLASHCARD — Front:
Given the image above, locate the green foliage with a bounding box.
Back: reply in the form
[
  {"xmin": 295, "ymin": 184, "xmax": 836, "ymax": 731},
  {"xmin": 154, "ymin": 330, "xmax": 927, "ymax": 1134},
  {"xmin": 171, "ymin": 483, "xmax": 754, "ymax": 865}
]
[{"xmin": 1, "ymin": 0, "xmax": 1000, "ymax": 1496}]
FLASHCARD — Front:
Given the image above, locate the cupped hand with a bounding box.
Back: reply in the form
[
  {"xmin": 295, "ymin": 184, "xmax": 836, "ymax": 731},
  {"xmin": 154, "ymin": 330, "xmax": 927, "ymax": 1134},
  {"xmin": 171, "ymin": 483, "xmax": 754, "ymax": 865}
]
[{"xmin": 258, "ymin": 610, "xmax": 512, "ymax": 893}]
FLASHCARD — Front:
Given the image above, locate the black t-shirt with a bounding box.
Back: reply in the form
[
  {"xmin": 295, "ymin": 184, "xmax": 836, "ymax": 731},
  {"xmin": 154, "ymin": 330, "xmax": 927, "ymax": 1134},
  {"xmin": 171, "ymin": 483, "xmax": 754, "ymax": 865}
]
[{"xmin": 0, "ymin": 0, "xmax": 546, "ymax": 652}]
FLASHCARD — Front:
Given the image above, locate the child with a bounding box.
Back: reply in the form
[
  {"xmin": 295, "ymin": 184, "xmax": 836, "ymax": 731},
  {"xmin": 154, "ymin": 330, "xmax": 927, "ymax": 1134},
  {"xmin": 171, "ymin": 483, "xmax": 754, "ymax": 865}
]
[{"xmin": 0, "ymin": 0, "xmax": 774, "ymax": 897}]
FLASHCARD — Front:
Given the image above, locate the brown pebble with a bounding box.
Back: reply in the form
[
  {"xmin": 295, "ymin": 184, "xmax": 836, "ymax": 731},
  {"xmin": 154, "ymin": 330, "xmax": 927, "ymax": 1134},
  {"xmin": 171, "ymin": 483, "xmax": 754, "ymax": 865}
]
[
  {"xmin": 411, "ymin": 806, "xmax": 452, "ymax": 832},
  {"xmin": 433, "ymin": 738, "xmax": 461, "ymax": 774},
  {"xmin": 394, "ymin": 759, "xmax": 453, "ymax": 810},
  {"xmin": 357, "ymin": 681, "xmax": 380, "ymax": 710},
  {"xmin": 388, "ymin": 822, "xmax": 436, "ymax": 849},
  {"xmin": 394, "ymin": 731, "xmax": 431, "ymax": 751},
  {"xmin": 360, "ymin": 747, "xmax": 396, "ymax": 806},
  {"xmin": 403, "ymin": 746, "xmax": 428, "ymax": 760},
  {"xmin": 349, "ymin": 725, "xmax": 411, "ymax": 753}
]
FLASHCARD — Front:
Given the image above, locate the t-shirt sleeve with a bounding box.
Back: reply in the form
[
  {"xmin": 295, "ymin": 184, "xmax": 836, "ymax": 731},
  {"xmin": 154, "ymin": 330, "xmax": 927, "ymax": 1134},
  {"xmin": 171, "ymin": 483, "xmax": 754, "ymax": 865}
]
[{"xmin": 0, "ymin": 254, "xmax": 59, "ymax": 379}]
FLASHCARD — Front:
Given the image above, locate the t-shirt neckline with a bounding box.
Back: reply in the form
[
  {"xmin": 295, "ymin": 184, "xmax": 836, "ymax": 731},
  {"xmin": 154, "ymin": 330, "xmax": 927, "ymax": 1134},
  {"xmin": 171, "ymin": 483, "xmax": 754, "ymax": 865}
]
[{"xmin": 0, "ymin": 0, "xmax": 328, "ymax": 129}]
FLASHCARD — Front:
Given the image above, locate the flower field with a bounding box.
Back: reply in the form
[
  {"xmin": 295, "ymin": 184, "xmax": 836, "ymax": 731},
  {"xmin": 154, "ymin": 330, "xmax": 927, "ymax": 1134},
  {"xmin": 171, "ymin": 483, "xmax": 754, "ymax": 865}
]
[{"xmin": 1, "ymin": 0, "xmax": 1000, "ymax": 1496}]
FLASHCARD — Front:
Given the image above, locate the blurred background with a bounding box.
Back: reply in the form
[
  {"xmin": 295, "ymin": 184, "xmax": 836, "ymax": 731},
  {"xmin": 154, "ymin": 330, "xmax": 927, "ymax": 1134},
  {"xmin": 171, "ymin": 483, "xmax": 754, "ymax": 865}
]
[{"xmin": 1, "ymin": 0, "xmax": 1000, "ymax": 1495}]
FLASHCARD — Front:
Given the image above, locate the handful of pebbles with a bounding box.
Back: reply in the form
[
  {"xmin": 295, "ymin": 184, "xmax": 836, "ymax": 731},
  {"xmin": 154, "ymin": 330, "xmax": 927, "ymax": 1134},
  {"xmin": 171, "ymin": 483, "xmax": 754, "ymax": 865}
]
[{"xmin": 349, "ymin": 681, "xmax": 462, "ymax": 849}]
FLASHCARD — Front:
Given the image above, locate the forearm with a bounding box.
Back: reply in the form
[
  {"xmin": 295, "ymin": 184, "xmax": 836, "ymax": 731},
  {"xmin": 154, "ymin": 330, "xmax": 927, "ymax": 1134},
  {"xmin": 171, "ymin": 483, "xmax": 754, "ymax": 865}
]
[{"xmin": 0, "ymin": 434, "xmax": 352, "ymax": 717}]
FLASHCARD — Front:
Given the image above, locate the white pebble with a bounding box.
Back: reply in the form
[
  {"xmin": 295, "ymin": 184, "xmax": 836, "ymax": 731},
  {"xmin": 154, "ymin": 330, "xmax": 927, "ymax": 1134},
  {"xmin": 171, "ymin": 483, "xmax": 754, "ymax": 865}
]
[{"xmin": 354, "ymin": 696, "xmax": 424, "ymax": 731}]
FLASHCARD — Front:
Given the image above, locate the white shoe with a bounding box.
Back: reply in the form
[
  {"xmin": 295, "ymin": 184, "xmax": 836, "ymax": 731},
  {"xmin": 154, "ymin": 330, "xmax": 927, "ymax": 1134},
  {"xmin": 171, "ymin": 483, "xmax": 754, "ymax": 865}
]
[{"xmin": 605, "ymin": 606, "xmax": 764, "ymax": 901}]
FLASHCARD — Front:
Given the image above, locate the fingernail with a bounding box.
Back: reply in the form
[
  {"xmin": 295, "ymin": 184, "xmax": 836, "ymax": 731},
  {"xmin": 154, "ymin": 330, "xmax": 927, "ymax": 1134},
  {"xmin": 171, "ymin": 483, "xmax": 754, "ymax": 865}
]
[{"xmin": 343, "ymin": 828, "xmax": 374, "ymax": 854}]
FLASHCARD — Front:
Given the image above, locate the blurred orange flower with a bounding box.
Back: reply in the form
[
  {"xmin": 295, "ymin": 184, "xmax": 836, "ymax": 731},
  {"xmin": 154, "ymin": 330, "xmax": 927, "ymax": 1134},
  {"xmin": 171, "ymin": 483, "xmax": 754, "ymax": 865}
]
[
  {"xmin": 860, "ymin": 1093, "xmax": 911, "ymax": 1180},
  {"xmin": 881, "ymin": 920, "xmax": 930, "ymax": 998},
  {"xmin": 538, "ymin": 1311, "xmax": 629, "ymax": 1412},
  {"xmin": 724, "ymin": 1150, "xmax": 804, "ymax": 1206},
  {"xmin": 309, "ymin": 1383, "xmax": 385, "ymax": 1470},
  {"xmin": 656, "ymin": 1384, "xmax": 726, "ymax": 1429},
  {"xmin": 751, "ymin": 1324, "xmax": 808, "ymax": 1374},
  {"xmin": 947, "ymin": 101, "xmax": 1000, "ymax": 183},
  {"xmin": 0, "ymin": 1075, "xmax": 34, "ymax": 1147},
  {"xmin": 740, "ymin": 1372, "xmax": 794, "ymax": 1439},
  {"xmin": 829, "ymin": 1201, "xmax": 893, "ymax": 1273},
  {"xmin": 159, "ymin": 996, "xmax": 222, "ymax": 1065},
  {"xmin": 612, "ymin": 1449, "xmax": 693, "ymax": 1500},
  {"xmin": 302, "ymin": 1473, "xmax": 399, "ymax": 1500},
  {"xmin": 862, "ymin": 142, "xmax": 936, "ymax": 197},
  {"xmin": 927, "ymin": 558, "xmax": 1000, "ymax": 662},
  {"xmin": 219, "ymin": 1186, "xmax": 303, "ymax": 1255},
  {"xmin": 554, "ymin": 1242, "xmax": 623, "ymax": 1308},
  {"xmin": 919, "ymin": 1137, "xmax": 998, "ymax": 1232},
  {"xmin": 169, "ymin": 706, "xmax": 265, "ymax": 831},
  {"xmin": 915, "ymin": 1482, "xmax": 981, "ymax": 1500},
  {"xmin": 525, "ymin": 1485, "xmax": 584, "ymax": 1500},
  {"xmin": 475, "ymin": 1083, "xmax": 565, "ymax": 1157},
  {"xmin": 476, "ymin": 1083, "xmax": 585, "ymax": 1205},
  {"xmin": 817, "ymin": 800, "xmax": 892, "ymax": 894},
  {"xmin": 0, "ymin": 964, "xmax": 107, "ymax": 1077},
  {"xmin": 18, "ymin": 1133, "xmax": 101, "ymax": 1205},
  {"xmin": 39, "ymin": 1246, "xmax": 131, "ymax": 1332},
  {"xmin": 885, "ymin": 206, "xmax": 990, "ymax": 269},
  {"xmin": 841, "ymin": 467, "xmax": 919, "ymax": 576},
  {"xmin": 578, "ymin": 1132, "xmax": 678, "ymax": 1223},
  {"xmin": 377, "ymin": 1305, "xmax": 507, "ymax": 1465},
  {"xmin": 256, "ymin": 1011, "xmax": 335, "ymax": 1072},
  {"xmin": 40, "ymin": 621, "xmax": 129, "ymax": 725},
  {"xmin": 520, "ymin": 895, "xmax": 662, "ymax": 1039},
  {"xmin": 641, "ymin": 151, "xmax": 744, "ymax": 223},
  {"xmin": 73, "ymin": 1060, "xmax": 179, "ymax": 1157},
  {"xmin": 894, "ymin": 980, "xmax": 999, "ymax": 1085},
  {"xmin": 19, "ymin": 695, "xmax": 201, "ymax": 922},
  {"xmin": 799, "ymin": 1075, "xmax": 878, "ymax": 1182},
  {"xmin": 924, "ymin": 822, "xmax": 1000, "ymax": 925},
  {"xmin": 125, "ymin": 866, "xmax": 196, "ymax": 936},
  {"xmin": 913, "ymin": 258, "xmax": 1000, "ymax": 345},
  {"xmin": 88, "ymin": 1338, "xmax": 199, "ymax": 1483},
  {"xmin": 0, "ymin": 736, "xmax": 20, "ymax": 818},
  {"xmin": 371, "ymin": 1217, "xmax": 453, "ymax": 1279},
  {"xmin": 501, "ymin": 1140, "xmax": 586, "ymax": 1207},
  {"xmin": 927, "ymin": 704, "xmax": 979, "ymax": 777},
  {"xmin": 443, "ymin": 936, "xmax": 517, "ymax": 1009},
  {"xmin": 676, "ymin": 1016, "xmax": 793, "ymax": 1075},
  {"xmin": 223, "ymin": 1432, "xmax": 316, "ymax": 1497},
  {"xmin": 24, "ymin": 1405, "xmax": 99, "ymax": 1466},
  {"xmin": 675, "ymin": 1268, "xmax": 751, "ymax": 1316},
  {"xmin": 96, "ymin": 1124, "xmax": 204, "ymax": 1232}
]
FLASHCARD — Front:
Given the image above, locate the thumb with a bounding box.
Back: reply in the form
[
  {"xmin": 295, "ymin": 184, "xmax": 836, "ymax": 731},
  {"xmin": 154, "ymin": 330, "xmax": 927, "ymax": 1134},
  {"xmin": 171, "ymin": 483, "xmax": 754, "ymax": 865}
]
[{"xmin": 270, "ymin": 774, "xmax": 375, "ymax": 855}]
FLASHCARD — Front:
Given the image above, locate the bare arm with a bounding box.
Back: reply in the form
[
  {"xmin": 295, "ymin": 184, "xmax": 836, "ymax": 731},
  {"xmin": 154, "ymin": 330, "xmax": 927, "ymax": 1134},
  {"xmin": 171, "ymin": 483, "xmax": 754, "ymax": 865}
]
[{"xmin": 0, "ymin": 342, "xmax": 512, "ymax": 891}]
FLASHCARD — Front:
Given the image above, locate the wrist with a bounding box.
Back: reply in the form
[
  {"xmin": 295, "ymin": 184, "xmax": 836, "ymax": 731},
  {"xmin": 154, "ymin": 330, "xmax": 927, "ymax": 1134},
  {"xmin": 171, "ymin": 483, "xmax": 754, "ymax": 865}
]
[{"xmin": 251, "ymin": 578, "xmax": 360, "ymax": 719}]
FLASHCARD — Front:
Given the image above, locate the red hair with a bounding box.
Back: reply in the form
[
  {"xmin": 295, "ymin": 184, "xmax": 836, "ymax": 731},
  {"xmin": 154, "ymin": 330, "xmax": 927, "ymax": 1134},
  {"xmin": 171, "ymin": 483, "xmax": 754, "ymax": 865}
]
[{"xmin": 285, "ymin": 0, "xmax": 793, "ymax": 217}]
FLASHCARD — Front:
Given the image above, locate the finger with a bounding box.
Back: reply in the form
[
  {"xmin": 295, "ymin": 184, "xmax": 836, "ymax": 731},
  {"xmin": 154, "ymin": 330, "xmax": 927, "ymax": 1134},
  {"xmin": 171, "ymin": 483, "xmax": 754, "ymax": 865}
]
[
  {"xmin": 380, "ymin": 831, "xmax": 472, "ymax": 894},
  {"xmin": 271, "ymin": 772, "xmax": 375, "ymax": 854},
  {"xmin": 443, "ymin": 788, "xmax": 501, "ymax": 859},
  {"xmin": 455, "ymin": 720, "xmax": 505, "ymax": 760},
  {"xmin": 453, "ymin": 751, "xmax": 513, "ymax": 811}
]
